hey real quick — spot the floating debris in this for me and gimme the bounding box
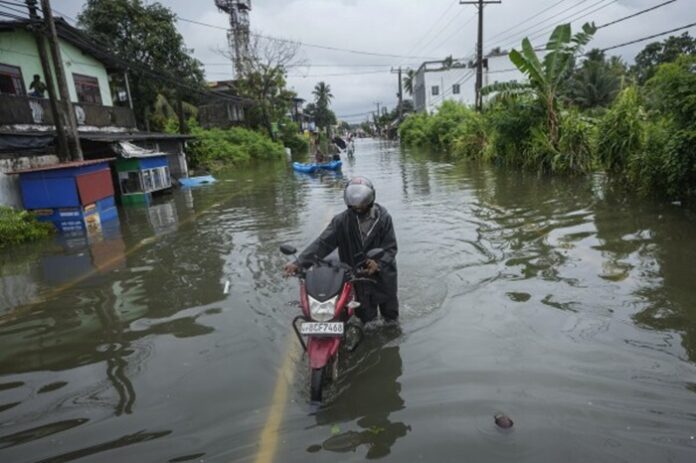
[494,413,514,429]
[506,292,531,302]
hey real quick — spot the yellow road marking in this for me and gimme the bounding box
[254,338,300,463]
[253,207,336,463]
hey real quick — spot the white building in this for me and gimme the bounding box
[413,52,528,113]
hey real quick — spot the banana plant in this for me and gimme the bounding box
[483,22,597,146]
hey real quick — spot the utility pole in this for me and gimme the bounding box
[391,67,403,120]
[460,0,501,111]
[40,0,83,161]
[25,0,69,162]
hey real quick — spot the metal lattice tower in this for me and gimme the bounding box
[215,0,251,77]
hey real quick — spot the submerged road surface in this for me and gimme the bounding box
[1,138,696,462]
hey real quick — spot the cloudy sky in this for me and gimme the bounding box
[54,0,695,122]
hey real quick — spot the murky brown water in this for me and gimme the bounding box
[1,139,695,462]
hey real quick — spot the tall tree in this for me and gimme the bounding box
[231,36,300,137]
[312,81,336,134]
[632,32,696,84]
[78,0,205,130]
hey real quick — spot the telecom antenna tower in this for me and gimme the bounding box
[215,0,251,77]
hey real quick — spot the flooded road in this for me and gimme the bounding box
[1,138,696,462]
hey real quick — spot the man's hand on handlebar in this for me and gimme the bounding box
[283,262,299,277]
[364,259,380,275]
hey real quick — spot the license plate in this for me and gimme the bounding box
[300,322,344,336]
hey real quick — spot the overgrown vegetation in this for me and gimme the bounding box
[399,25,696,201]
[166,119,285,170]
[0,207,54,248]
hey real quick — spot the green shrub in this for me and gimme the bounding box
[644,55,696,129]
[428,101,476,149]
[628,121,696,199]
[484,98,545,165]
[278,119,309,155]
[0,207,54,248]
[596,86,646,175]
[555,109,596,174]
[626,118,672,195]
[524,126,557,172]
[171,119,285,169]
[399,112,432,146]
[450,110,488,159]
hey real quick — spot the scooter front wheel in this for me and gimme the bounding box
[310,367,323,402]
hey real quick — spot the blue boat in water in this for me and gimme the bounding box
[178,175,216,187]
[292,160,342,174]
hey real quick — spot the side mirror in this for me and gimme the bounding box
[366,248,384,260]
[280,244,297,255]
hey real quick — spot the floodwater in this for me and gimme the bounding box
[1,138,696,462]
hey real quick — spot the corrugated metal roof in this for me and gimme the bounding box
[79,132,194,142]
[7,158,115,175]
[0,130,193,141]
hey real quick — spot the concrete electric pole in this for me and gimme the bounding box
[25,0,69,162]
[40,0,83,161]
[460,0,501,111]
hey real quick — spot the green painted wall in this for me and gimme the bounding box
[0,29,113,106]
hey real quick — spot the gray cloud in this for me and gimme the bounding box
[59,0,694,120]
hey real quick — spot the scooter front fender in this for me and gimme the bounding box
[307,337,341,369]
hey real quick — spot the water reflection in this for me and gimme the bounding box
[311,327,410,459]
[593,191,696,362]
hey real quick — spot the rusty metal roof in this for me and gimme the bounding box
[7,158,115,175]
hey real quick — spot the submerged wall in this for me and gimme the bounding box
[0,155,60,208]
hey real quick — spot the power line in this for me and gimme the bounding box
[423,12,478,61]
[398,0,460,63]
[176,16,440,60]
[600,21,696,52]
[491,0,592,47]
[510,0,617,48]
[0,1,31,17]
[597,0,677,29]
[207,69,391,78]
[0,9,30,21]
[202,62,418,68]
[405,8,469,62]
[52,22,247,104]
[521,0,681,51]
[486,0,569,42]
[338,111,375,119]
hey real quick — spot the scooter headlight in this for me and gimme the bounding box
[308,295,338,322]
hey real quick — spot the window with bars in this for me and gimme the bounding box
[73,73,102,104]
[0,63,25,96]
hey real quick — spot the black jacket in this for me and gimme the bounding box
[297,203,398,301]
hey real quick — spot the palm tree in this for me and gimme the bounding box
[403,69,416,96]
[567,62,621,109]
[312,81,335,134]
[482,22,597,146]
[312,81,333,106]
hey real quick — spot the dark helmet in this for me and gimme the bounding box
[344,176,375,208]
